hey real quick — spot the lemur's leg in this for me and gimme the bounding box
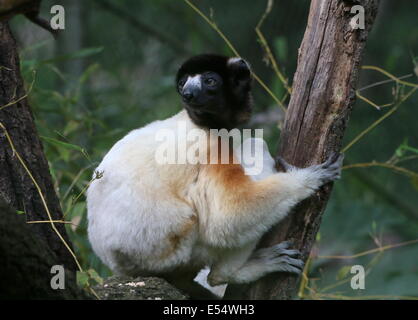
[198,152,343,248]
[206,243,257,287]
[208,241,303,286]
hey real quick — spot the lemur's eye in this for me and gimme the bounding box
[204,78,217,86]
[178,79,186,90]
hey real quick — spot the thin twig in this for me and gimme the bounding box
[319,262,375,293]
[63,171,102,219]
[62,163,95,201]
[298,255,312,299]
[318,239,418,260]
[314,293,418,300]
[356,91,393,110]
[362,65,418,88]
[358,73,413,92]
[255,0,291,95]
[343,161,418,179]
[27,220,79,229]
[394,155,418,165]
[183,0,286,112]
[342,87,417,152]
[27,220,74,225]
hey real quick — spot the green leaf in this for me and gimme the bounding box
[62,121,81,136]
[87,269,104,285]
[371,220,377,233]
[411,176,418,191]
[395,146,404,158]
[395,138,408,157]
[78,64,100,85]
[274,36,288,61]
[42,47,104,64]
[395,138,418,157]
[403,145,418,154]
[336,265,352,281]
[76,271,89,288]
[395,143,406,157]
[16,210,25,215]
[41,136,90,161]
[46,64,66,81]
[68,201,86,220]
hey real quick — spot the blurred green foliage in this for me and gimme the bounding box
[9,0,418,298]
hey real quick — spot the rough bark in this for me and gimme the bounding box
[0,199,87,299]
[94,276,187,300]
[0,22,76,272]
[225,0,379,299]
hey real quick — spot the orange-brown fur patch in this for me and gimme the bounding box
[206,136,253,194]
[208,163,251,190]
[204,138,281,213]
[160,214,198,260]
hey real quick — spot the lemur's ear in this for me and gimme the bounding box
[225,57,253,124]
[227,57,252,93]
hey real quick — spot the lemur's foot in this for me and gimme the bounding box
[251,241,304,275]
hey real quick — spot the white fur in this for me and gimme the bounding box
[184,75,202,90]
[87,110,339,294]
[227,57,252,70]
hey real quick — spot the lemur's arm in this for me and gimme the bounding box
[198,153,343,248]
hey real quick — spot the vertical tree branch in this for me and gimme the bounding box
[0,22,76,271]
[225,0,379,299]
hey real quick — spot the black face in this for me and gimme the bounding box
[176,54,253,130]
[177,71,224,109]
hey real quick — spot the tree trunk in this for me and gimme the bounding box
[0,22,76,274]
[0,198,87,299]
[225,0,379,299]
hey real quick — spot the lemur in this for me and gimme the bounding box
[87,54,343,299]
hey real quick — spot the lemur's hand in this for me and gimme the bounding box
[276,156,297,172]
[277,152,344,184]
[310,152,344,185]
